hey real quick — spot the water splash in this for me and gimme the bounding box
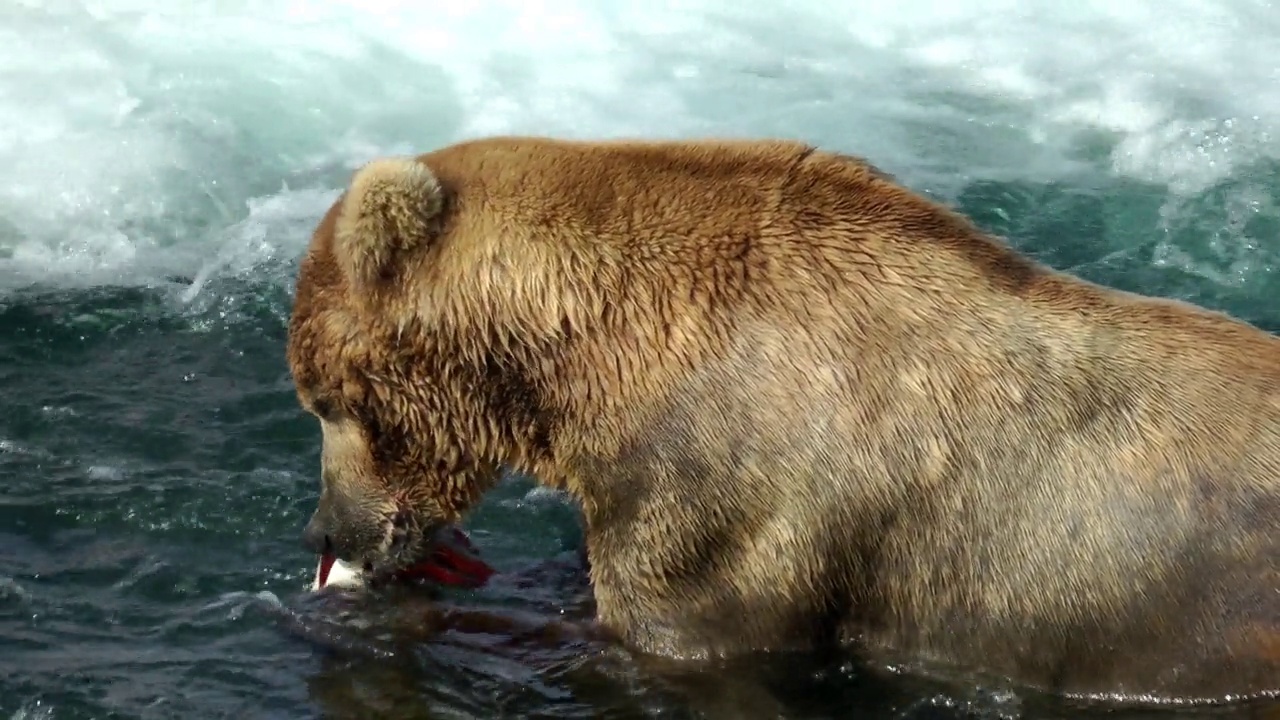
[0,0,1276,301]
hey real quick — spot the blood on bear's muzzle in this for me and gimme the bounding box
[309,525,496,592]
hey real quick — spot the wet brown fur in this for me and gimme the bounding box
[286,135,1280,703]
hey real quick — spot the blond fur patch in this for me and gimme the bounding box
[334,157,445,289]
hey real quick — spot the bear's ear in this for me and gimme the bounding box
[332,157,446,291]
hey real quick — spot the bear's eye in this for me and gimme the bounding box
[310,396,337,420]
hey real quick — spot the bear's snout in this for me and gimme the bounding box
[301,511,333,556]
[300,488,390,568]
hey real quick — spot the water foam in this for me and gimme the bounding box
[1,0,1276,297]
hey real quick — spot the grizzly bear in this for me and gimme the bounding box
[286,135,1279,704]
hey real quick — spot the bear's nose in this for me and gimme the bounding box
[301,512,333,556]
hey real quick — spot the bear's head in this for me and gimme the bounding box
[285,153,565,582]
